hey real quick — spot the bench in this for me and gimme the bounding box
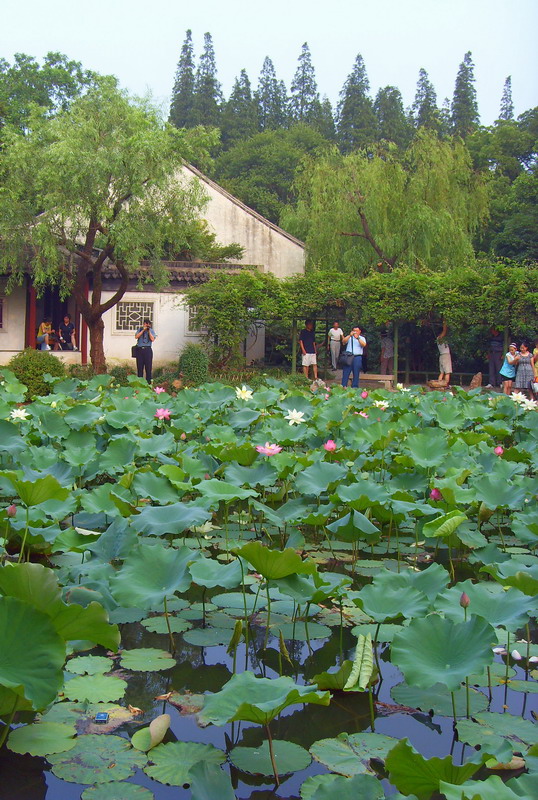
[360,373,394,390]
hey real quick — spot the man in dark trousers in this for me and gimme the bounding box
[134,318,157,383]
[299,319,318,380]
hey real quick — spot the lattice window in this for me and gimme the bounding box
[115,301,154,332]
[185,306,207,336]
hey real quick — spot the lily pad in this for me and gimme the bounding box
[131,714,171,752]
[81,784,154,800]
[42,702,135,735]
[140,615,192,634]
[62,674,127,703]
[143,741,225,785]
[230,740,311,776]
[183,627,234,647]
[119,648,175,672]
[351,623,404,643]
[310,731,399,775]
[300,772,384,800]
[271,621,332,641]
[6,721,76,757]
[66,656,114,675]
[48,734,146,783]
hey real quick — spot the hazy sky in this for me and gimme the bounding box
[3,0,537,124]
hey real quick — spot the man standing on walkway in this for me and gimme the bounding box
[327,321,344,370]
[299,319,318,380]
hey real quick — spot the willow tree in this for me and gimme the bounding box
[281,130,489,274]
[0,78,218,372]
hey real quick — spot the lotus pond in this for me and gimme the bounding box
[0,371,537,800]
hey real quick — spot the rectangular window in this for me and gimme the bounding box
[115,301,154,332]
[185,306,207,336]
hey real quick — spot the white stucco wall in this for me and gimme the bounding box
[0,283,27,364]
[181,166,305,280]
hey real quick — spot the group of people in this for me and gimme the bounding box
[37,315,77,351]
[300,319,367,388]
[498,341,538,397]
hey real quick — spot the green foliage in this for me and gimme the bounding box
[178,342,209,384]
[284,130,488,273]
[8,348,65,399]
[168,29,195,129]
[337,54,377,152]
[108,365,135,386]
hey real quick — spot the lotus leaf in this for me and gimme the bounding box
[440,776,534,800]
[197,478,258,505]
[133,501,211,535]
[385,738,485,800]
[62,674,127,703]
[131,472,179,504]
[230,739,311,775]
[390,682,489,716]
[198,671,330,726]
[327,510,380,542]
[143,740,226,785]
[437,581,535,631]
[236,541,316,580]
[505,680,538,693]
[189,556,243,589]
[300,773,384,800]
[350,623,404,643]
[224,461,278,488]
[119,648,175,671]
[81,784,154,800]
[187,762,235,800]
[471,475,527,510]
[405,429,449,468]
[310,731,399,775]
[6,721,76,756]
[41,701,135,734]
[131,713,170,751]
[48,733,146,783]
[344,633,373,690]
[481,561,538,596]
[140,615,192,633]
[353,583,429,622]
[183,627,235,646]
[0,596,65,710]
[311,662,354,691]
[66,656,114,675]
[295,461,348,496]
[423,510,468,539]
[391,614,495,691]
[110,542,195,608]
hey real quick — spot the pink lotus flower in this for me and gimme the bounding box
[256,442,283,456]
[325,393,330,400]
[180,432,186,440]
[494,446,504,456]
[459,592,470,609]
[359,411,369,418]
[429,488,443,501]
[154,408,171,420]
[361,390,369,399]
[323,439,337,451]
[154,386,165,394]
[6,504,16,518]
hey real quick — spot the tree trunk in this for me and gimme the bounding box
[88,317,107,373]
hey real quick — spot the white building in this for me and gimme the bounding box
[0,165,305,367]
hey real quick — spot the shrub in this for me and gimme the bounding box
[108,364,135,386]
[179,343,209,386]
[9,348,66,399]
[68,364,95,380]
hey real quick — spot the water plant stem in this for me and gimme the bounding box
[0,695,18,749]
[17,508,30,564]
[264,723,280,787]
[450,691,457,724]
[163,596,175,655]
[368,685,375,731]
[264,583,272,650]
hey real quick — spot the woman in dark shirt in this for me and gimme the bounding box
[58,314,77,350]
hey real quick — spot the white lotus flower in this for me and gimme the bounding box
[284,408,305,426]
[511,392,527,404]
[521,398,538,411]
[396,383,410,392]
[528,656,538,664]
[235,385,253,401]
[192,521,220,536]
[10,408,29,421]
[373,400,389,410]
[492,646,507,655]
[511,649,523,661]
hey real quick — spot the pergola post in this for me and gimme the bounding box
[291,319,297,375]
[393,323,399,385]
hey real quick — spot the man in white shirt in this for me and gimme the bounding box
[327,322,344,370]
[341,326,367,388]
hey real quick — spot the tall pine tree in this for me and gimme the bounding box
[336,53,377,152]
[499,76,514,120]
[374,86,411,147]
[451,51,479,137]
[412,68,439,129]
[192,32,223,127]
[255,57,288,130]
[289,43,320,124]
[220,69,258,147]
[169,29,195,128]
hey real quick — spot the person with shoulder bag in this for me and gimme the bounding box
[133,318,156,383]
[340,325,366,388]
